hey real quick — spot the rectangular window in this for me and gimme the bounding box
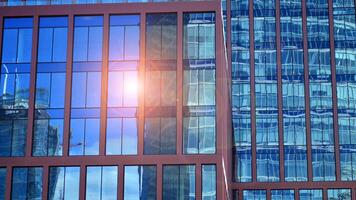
[256,147,280,182]
[299,189,323,200]
[183,13,216,155]
[106,117,137,155]
[144,117,176,154]
[163,165,195,200]
[86,166,118,200]
[231,17,250,49]
[243,190,266,200]
[0,119,27,157]
[183,116,215,154]
[11,167,43,200]
[124,165,156,200]
[202,165,216,200]
[0,18,32,157]
[48,166,80,200]
[144,13,177,155]
[231,2,252,184]
[69,116,100,156]
[70,16,103,156]
[33,17,67,157]
[271,190,295,200]
[106,15,140,156]
[235,147,252,182]
[284,146,307,181]
[327,189,351,199]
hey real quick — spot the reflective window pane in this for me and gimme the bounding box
[124,166,156,200]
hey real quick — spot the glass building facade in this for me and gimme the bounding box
[0,0,355,199]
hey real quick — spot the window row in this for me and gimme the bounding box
[234,188,353,200]
[0,165,216,200]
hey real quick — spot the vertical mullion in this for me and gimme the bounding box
[63,14,74,157]
[327,0,341,181]
[118,165,124,200]
[323,189,327,200]
[5,166,12,200]
[26,15,39,157]
[99,13,109,156]
[301,0,313,182]
[295,189,299,200]
[138,12,146,156]
[41,165,49,200]
[196,163,202,200]
[275,0,284,182]
[266,189,271,200]
[249,0,257,182]
[177,11,183,156]
[157,164,163,200]
[79,165,86,200]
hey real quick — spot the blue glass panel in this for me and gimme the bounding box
[73,27,89,62]
[88,27,103,61]
[48,167,80,200]
[53,28,68,62]
[109,26,124,61]
[0,168,5,200]
[4,18,33,28]
[75,16,103,27]
[86,72,101,107]
[86,167,101,200]
[17,29,33,63]
[125,26,140,60]
[84,118,100,155]
[50,73,66,108]
[12,167,43,200]
[106,118,122,155]
[40,17,68,27]
[0,121,11,156]
[202,165,216,200]
[11,119,27,156]
[122,118,137,155]
[71,72,87,108]
[86,166,117,200]
[38,28,53,62]
[108,72,123,107]
[2,29,18,63]
[110,15,140,26]
[69,119,85,155]
[35,73,50,108]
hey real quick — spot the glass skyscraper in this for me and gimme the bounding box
[0,0,355,199]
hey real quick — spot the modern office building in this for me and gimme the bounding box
[0,0,355,199]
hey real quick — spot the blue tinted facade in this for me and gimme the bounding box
[0,0,356,199]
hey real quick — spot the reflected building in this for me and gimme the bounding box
[0,0,356,200]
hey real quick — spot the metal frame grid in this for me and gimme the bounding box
[0,2,232,200]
